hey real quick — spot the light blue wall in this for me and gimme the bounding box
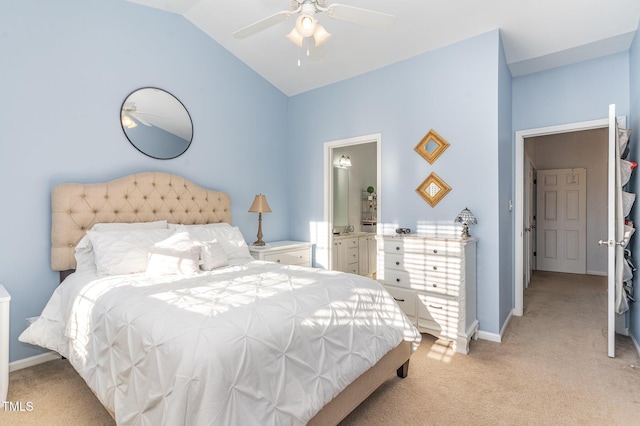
[513,52,630,130]
[0,0,289,362]
[498,36,513,330]
[629,27,640,347]
[288,30,505,335]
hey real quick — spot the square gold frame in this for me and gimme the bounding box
[416,172,451,207]
[414,129,450,164]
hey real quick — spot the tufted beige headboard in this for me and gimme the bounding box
[51,171,232,271]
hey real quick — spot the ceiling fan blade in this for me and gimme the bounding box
[326,4,396,30]
[233,10,293,39]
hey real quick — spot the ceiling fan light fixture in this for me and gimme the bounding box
[313,23,331,46]
[286,27,304,47]
[121,113,137,129]
[296,14,317,37]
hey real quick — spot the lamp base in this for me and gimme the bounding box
[460,223,471,238]
[252,240,266,246]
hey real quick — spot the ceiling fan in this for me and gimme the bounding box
[232,0,396,48]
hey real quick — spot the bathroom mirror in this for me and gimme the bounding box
[120,87,193,159]
[333,167,349,227]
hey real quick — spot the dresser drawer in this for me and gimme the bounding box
[384,286,417,321]
[383,238,464,257]
[385,253,463,276]
[417,293,464,339]
[346,247,359,265]
[383,270,411,289]
[411,275,461,297]
[342,237,359,249]
[384,257,461,296]
[263,249,310,266]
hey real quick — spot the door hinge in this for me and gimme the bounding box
[533,251,536,256]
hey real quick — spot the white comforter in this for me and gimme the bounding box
[20,261,421,425]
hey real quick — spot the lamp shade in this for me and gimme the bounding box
[286,27,304,47]
[454,207,477,225]
[248,194,272,213]
[296,14,316,38]
[313,23,332,46]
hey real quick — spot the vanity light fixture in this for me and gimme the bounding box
[338,155,352,168]
[454,207,477,238]
[248,194,272,246]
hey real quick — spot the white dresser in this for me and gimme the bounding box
[249,241,312,267]
[0,284,10,403]
[378,235,478,354]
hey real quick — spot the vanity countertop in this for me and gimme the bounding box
[332,232,375,240]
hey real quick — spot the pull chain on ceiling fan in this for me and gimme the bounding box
[232,0,396,50]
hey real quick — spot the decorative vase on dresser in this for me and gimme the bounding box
[378,235,479,354]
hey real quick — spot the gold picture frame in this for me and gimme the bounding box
[416,172,451,207]
[414,129,450,164]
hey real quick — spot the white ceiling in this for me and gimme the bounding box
[127,0,640,96]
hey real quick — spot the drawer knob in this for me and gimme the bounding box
[433,266,437,270]
[395,261,400,266]
[432,283,438,288]
[394,297,405,302]
[395,246,400,251]
[396,278,401,283]
[277,259,281,263]
[433,249,438,253]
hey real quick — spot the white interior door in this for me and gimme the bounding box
[523,153,534,287]
[536,168,587,274]
[603,104,618,358]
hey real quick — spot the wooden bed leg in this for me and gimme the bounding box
[396,359,410,378]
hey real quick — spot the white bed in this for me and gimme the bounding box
[19,172,421,425]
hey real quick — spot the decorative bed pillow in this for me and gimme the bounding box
[198,241,229,271]
[75,220,168,272]
[176,224,253,260]
[87,228,173,276]
[146,231,201,276]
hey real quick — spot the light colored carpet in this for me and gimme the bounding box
[3,271,639,425]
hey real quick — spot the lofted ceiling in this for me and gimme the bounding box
[127,0,640,96]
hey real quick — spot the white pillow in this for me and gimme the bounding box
[146,232,201,276]
[75,220,168,272]
[199,241,229,271]
[88,228,173,276]
[176,224,253,260]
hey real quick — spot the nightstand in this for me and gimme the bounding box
[0,284,10,403]
[249,241,312,267]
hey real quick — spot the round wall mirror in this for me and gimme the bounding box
[120,87,193,159]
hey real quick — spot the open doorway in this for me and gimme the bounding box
[323,133,381,270]
[526,129,608,277]
[514,118,609,316]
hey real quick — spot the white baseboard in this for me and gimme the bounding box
[500,310,514,340]
[632,333,640,357]
[9,352,61,373]
[586,270,607,276]
[477,330,501,342]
